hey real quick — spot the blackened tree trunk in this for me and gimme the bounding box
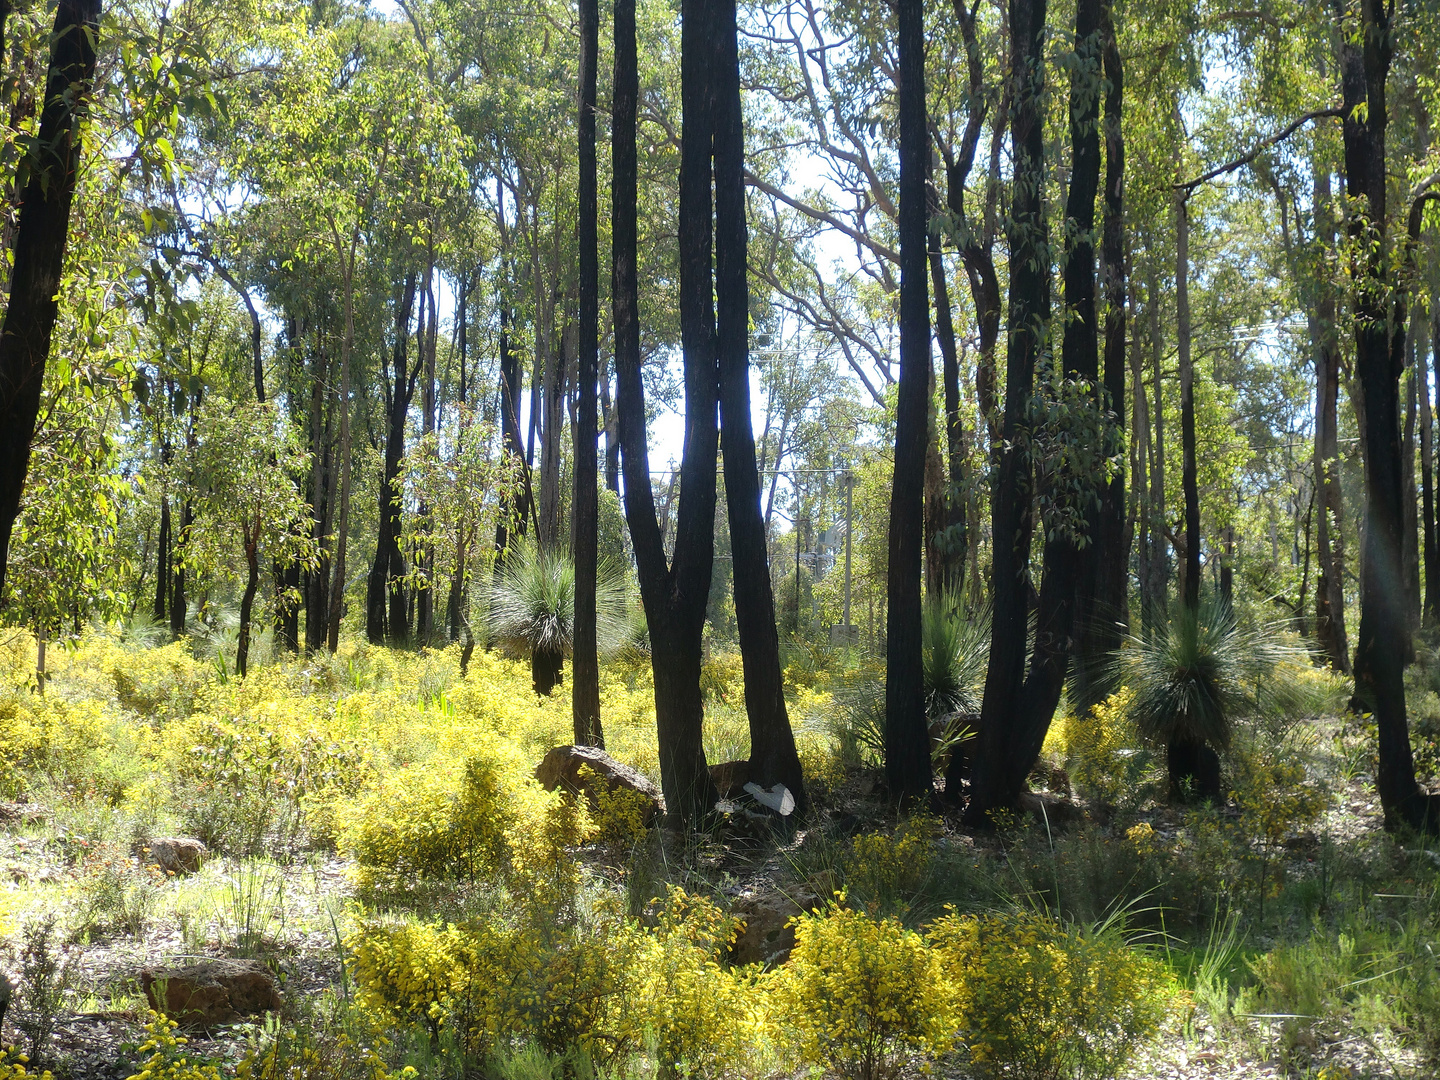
[944,0,1003,455]
[236,521,260,677]
[305,346,334,653]
[1314,162,1351,670]
[494,279,533,563]
[1004,0,1104,793]
[1176,186,1200,614]
[960,0,1050,822]
[884,0,932,805]
[171,500,191,638]
[928,191,966,596]
[0,0,100,600]
[366,273,418,645]
[713,0,806,813]
[573,0,602,748]
[154,493,171,623]
[1344,0,1439,833]
[1147,265,1169,623]
[416,263,437,643]
[1403,321,1422,642]
[1426,299,1440,627]
[1073,3,1127,711]
[613,0,718,826]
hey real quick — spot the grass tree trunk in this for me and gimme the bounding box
[0,0,100,601]
[884,0,931,806]
[613,0,718,827]
[963,0,1049,824]
[714,0,805,812]
[1344,2,1438,833]
[572,0,602,748]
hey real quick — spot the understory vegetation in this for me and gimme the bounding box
[0,626,1438,1078]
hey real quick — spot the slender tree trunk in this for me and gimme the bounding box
[326,275,357,654]
[959,0,1050,820]
[305,343,334,653]
[154,493,170,623]
[236,526,259,678]
[1343,2,1437,832]
[885,0,932,805]
[1133,280,1151,637]
[368,273,417,645]
[1075,3,1127,706]
[928,195,967,597]
[1314,162,1352,671]
[1007,0,1104,786]
[1403,319,1422,642]
[600,372,621,493]
[416,262,437,644]
[1176,186,1200,614]
[1426,298,1440,627]
[171,500,191,638]
[573,0,602,748]
[1148,265,1169,622]
[0,0,100,600]
[714,0,805,810]
[614,0,718,826]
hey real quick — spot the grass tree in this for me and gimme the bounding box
[489,540,626,697]
[1118,599,1307,803]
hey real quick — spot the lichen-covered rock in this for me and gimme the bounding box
[141,959,281,1027]
[729,889,818,966]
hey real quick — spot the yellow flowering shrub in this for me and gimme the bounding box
[930,909,1173,1080]
[583,765,652,845]
[339,753,518,893]
[124,1013,224,1080]
[1052,688,1151,805]
[103,641,206,719]
[621,887,757,1077]
[769,902,956,1080]
[842,818,935,911]
[0,1051,52,1080]
[350,887,757,1074]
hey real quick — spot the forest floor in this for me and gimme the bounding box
[0,760,1429,1080]
[0,633,1436,1080]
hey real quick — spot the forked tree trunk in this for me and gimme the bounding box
[573,0,602,748]
[613,0,718,826]
[713,0,806,812]
[0,0,100,601]
[960,0,1050,822]
[884,0,932,805]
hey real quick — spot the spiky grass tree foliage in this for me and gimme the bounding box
[1117,598,1307,802]
[489,542,627,696]
[922,599,990,718]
